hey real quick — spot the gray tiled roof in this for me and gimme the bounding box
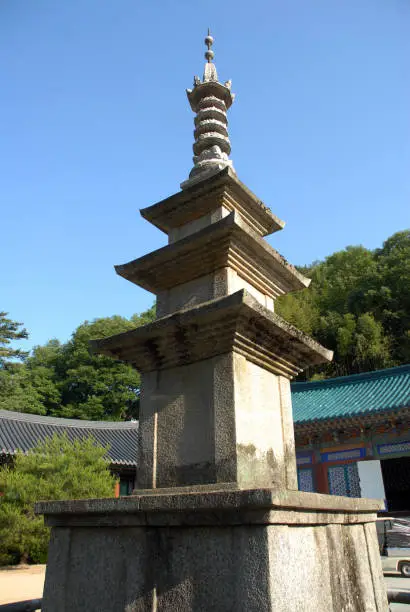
[0,410,138,466]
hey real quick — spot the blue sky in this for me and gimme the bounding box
[1,0,409,352]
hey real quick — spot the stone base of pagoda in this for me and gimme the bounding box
[37,487,388,612]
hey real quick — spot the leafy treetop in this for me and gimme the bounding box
[276,230,410,379]
[0,311,28,367]
[0,305,156,419]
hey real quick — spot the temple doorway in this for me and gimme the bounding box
[381,456,410,511]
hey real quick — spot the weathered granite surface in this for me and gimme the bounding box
[37,486,384,523]
[90,290,332,377]
[115,211,308,300]
[141,167,285,239]
[134,355,299,490]
[37,488,388,612]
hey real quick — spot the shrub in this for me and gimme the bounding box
[0,434,117,565]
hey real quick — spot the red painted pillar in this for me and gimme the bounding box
[314,462,329,494]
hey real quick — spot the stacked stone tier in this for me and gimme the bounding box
[115,212,309,306]
[141,168,284,239]
[192,97,231,157]
[194,106,227,126]
[187,81,234,112]
[91,290,332,379]
[194,118,229,141]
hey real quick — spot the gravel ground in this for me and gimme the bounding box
[0,564,45,605]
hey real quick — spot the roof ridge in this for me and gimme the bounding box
[291,364,410,391]
[0,410,138,430]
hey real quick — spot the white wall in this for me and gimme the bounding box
[358,460,386,508]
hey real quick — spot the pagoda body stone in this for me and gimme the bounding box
[91,167,329,492]
[37,32,388,612]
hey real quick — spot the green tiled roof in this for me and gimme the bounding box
[291,365,410,425]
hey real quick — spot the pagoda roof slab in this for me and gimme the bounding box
[115,211,309,299]
[90,290,333,379]
[140,168,284,238]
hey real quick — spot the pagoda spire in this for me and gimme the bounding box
[181,30,235,189]
[203,28,218,82]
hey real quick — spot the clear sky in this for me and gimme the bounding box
[1,0,409,352]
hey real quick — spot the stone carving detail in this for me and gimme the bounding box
[181,31,235,189]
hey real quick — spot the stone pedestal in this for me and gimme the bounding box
[38,488,388,612]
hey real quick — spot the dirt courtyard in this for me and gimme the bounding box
[0,564,45,605]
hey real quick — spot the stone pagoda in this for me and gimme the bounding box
[38,33,388,612]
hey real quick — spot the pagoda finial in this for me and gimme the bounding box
[203,28,217,82]
[181,31,236,190]
[205,28,214,62]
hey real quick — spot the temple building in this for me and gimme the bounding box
[0,409,138,496]
[2,364,409,507]
[293,364,410,511]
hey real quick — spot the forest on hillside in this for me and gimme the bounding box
[0,230,409,420]
[276,229,410,380]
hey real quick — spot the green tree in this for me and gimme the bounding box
[55,313,149,420]
[276,237,402,380]
[315,311,391,377]
[131,304,156,327]
[0,367,46,414]
[0,312,28,367]
[374,230,410,363]
[0,305,156,420]
[0,434,116,565]
[311,246,377,314]
[274,288,319,335]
